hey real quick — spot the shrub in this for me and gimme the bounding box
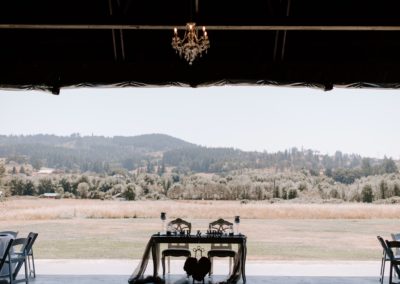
[361,184,373,203]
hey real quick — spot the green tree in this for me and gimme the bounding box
[281,188,288,200]
[77,182,89,198]
[9,178,24,195]
[361,158,372,176]
[123,184,136,200]
[394,183,400,197]
[38,179,55,194]
[379,180,388,199]
[361,184,373,203]
[19,166,26,174]
[0,163,5,177]
[273,185,280,198]
[12,166,17,175]
[330,188,340,199]
[162,178,171,195]
[23,180,36,195]
[31,158,43,171]
[157,162,166,176]
[59,177,73,194]
[288,189,298,199]
[146,161,154,173]
[381,157,398,174]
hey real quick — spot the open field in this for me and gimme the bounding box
[3,197,400,220]
[0,198,398,260]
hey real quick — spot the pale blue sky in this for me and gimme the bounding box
[0,86,399,159]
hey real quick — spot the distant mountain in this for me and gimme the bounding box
[0,133,195,152]
[0,134,196,172]
[111,134,196,152]
[0,134,397,179]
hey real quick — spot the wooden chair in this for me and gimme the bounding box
[161,218,192,276]
[207,219,236,276]
[384,239,400,284]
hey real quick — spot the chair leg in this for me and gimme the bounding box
[8,258,14,284]
[162,255,166,276]
[209,257,213,276]
[24,256,29,284]
[229,257,232,275]
[390,263,393,284]
[168,256,170,274]
[381,255,385,284]
[30,252,36,278]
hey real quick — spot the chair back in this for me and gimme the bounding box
[209,219,233,250]
[0,231,18,238]
[27,232,39,253]
[167,218,191,249]
[209,218,233,233]
[0,238,13,271]
[378,236,391,258]
[385,240,400,260]
[378,236,388,250]
[391,233,400,255]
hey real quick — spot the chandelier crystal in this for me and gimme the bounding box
[172,23,210,65]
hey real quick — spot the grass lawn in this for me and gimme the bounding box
[0,198,397,260]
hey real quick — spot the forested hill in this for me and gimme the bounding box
[0,134,195,151]
[0,134,196,172]
[0,134,398,181]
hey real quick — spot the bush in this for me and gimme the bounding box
[287,189,298,200]
[361,184,373,203]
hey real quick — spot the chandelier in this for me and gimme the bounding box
[172,23,210,65]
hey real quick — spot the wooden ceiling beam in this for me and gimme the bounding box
[1,24,400,31]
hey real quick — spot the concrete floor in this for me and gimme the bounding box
[27,275,378,284]
[5,259,385,284]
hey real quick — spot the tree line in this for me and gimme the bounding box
[1,168,400,203]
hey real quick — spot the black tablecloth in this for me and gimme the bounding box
[128,234,247,283]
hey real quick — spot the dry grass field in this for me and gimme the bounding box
[0,197,398,260]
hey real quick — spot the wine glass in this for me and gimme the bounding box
[160,212,166,234]
[234,216,240,235]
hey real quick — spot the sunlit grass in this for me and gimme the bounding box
[0,198,396,260]
[2,197,400,220]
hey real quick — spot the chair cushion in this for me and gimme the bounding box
[162,248,191,257]
[207,249,236,258]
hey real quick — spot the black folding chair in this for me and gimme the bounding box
[0,238,14,280]
[385,239,400,284]
[9,237,32,284]
[4,236,33,284]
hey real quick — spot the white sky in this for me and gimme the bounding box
[0,86,399,159]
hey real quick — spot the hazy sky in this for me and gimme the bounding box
[0,86,399,159]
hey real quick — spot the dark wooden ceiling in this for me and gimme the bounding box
[1,0,400,93]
